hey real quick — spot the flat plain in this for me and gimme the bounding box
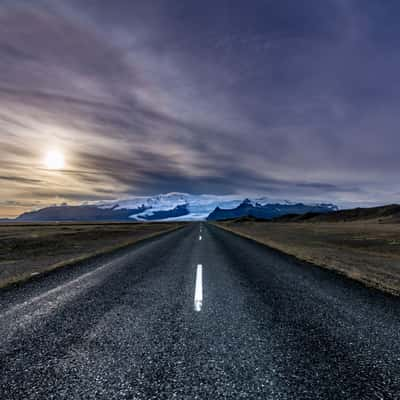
[0,222,183,288]
[217,219,400,295]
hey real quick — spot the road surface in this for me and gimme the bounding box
[1,223,400,399]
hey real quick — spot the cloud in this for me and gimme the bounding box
[1,0,400,215]
[0,175,43,185]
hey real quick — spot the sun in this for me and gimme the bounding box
[44,149,65,170]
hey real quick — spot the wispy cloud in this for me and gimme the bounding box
[1,0,400,216]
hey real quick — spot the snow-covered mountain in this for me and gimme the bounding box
[207,199,338,221]
[96,193,245,221]
[15,192,338,222]
[96,192,330,220]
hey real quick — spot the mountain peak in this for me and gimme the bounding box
[207,201,337,221]
[241,198,252,205]
[14,193,338,222]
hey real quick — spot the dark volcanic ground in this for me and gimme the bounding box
[0,223,399,399]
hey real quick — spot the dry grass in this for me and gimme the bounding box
[217,220,400,295]
[0,222,183,288]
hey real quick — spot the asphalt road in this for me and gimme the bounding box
[1,223,400,399]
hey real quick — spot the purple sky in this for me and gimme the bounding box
[1,0,400,216]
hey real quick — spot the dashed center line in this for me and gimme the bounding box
[199,235,202,241]
[194,264,203,312]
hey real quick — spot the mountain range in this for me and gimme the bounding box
[273,204,400,223]
[13,193,338,222]
[206,199,338,221]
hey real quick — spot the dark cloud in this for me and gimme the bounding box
[0,175,43,185]
[1,0,400,214]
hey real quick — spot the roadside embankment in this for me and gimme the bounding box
[0,222,184,288]
[216,220,400,295]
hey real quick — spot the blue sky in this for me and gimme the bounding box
[1,0,400,216]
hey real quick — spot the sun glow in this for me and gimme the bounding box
[44,149,65,170]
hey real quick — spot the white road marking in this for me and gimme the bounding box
[194,264,203,312]
[0,262,114,320]
[199,235,202,241]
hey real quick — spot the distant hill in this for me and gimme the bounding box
[272,204,400,223]
[15,203,190,222]
[8,193,339,222]
[206,199,337,221]
[9,194,400,223]
[17,205,147,222]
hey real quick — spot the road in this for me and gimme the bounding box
[1,223,400,399]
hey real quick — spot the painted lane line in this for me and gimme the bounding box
[194,264,203,312]
[0,243,143,321]
[0,259,118,320]
[199,235,202,241]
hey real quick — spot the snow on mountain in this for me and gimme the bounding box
[98,193,186,211]
[94,193,337,221]
[207,199,338,221]
[96,193,243,220]
[8,192,340,222]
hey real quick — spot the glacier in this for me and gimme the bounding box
[94,192,338,221]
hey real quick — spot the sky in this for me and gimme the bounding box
[1,0,400,217]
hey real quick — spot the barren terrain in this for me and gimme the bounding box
[0,222,183,287]
[217,219,400,295]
